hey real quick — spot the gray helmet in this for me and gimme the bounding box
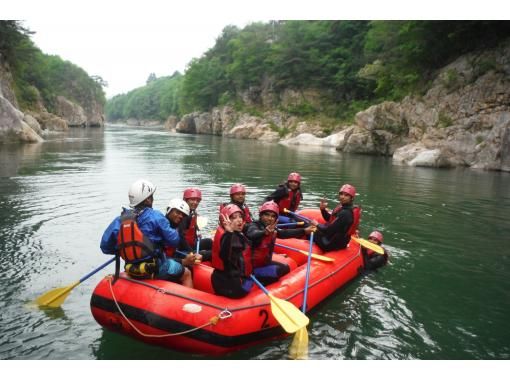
[128,179,156,207]
[166,198,190,216]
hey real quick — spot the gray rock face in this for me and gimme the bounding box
[171,39,510,172]
[164,115,178,131]
[344,39,510,171]
[55,96,87,126]
[0,95,43,143]
[0,58,105,143]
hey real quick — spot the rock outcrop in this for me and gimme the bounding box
[345,40,510,171]
[0,57,104,144]
[0,94,43,143]
[278,39,510,172]
[172,35,509,172]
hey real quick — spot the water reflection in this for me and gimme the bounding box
[1,124,510,359]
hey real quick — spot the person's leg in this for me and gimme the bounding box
[278,215,293,224]
[180,267,193,288]
[253,261,290,285]
[157,258,192,286]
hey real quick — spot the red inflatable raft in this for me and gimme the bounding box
[90,209,364,355]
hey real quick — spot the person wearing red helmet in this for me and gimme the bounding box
[245,201,316,285]
[211,204,254,298]
[219,183,254,223]
[309,183,361,251]
[180,187,212,261]
[265,172,304,224]
[362,230,389,270]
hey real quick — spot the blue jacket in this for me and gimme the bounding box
[100,207,180,258]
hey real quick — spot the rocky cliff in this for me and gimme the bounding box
[0,60,104,144]
[171,39,510,172]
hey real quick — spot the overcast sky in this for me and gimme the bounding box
[5,0,506,99]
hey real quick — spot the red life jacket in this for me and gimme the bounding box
[328,204,362,236]
[278,188,302,214]
[211,226,252,276]
[366,247,389,262]
[212,226,223,266]
[243,204,253,223]
[251,232,275,268]
[184,214,197,248]
[164,245,176,258]
[117,210,154,263]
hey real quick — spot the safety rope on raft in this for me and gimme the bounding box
[106,275,232,338]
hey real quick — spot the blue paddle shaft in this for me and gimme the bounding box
[250,275,269,296]
[302,232,314,313]
[285,210,312,223]
[79,256,116,283]
[276,222,303,227]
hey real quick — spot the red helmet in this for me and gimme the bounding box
[230,183,246,195]
[339,184,356,198]
[221,203,243,219]
[259,201,279,217]
[287,172,301,183]
[183,187,202,200]
[369,231,384,243]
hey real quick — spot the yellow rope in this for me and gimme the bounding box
[107,276,227,338]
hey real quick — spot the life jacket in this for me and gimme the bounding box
[242,204,253,223]
[278,187,302,214]
[251,232,275,268]
[211,226,252,277]
[328,204,362,236]
[164,245,176,258]
[117,209,155,263]
[366,247,389,262]
[184,213,197,248]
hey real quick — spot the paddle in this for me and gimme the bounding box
[351,236,385,255]
[283,208,385,255]
[276,222,305,227]
[274,243,334,262]
[194,215,209,263]
[283,208,312,223]
[35,256,116,308]
[290,231,315,359]
[250,275,309,334]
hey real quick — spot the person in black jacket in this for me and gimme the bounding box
[265,172,303,224]
[211,204,253,298]
[310,184,358,252]
[245,201,316,285]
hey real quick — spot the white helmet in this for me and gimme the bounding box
[166,198,190,216]
[128,179,156,207]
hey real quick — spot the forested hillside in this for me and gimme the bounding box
[0,21,105,114]
[105,20,510,123]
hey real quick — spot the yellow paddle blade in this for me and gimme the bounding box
[351,236,384,255]
[268,294,309,333]
[298,249,335,262]
[35,281,80,308]
[196,216,208,230]
[289,327,309,359]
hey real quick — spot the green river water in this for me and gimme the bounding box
[0,124,509,360]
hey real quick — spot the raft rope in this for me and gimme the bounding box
[104,248,362,336]
[107,275,232,338]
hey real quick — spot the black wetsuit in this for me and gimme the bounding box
[313,203,354,251]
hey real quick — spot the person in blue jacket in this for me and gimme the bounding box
[100,178,193,287]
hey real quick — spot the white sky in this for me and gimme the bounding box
[4,0,508,99]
